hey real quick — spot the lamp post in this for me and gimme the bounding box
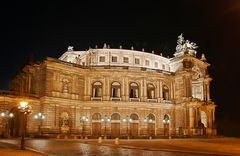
[101,115,110,139]
[80,115,88,138]
[34,112,45,137]
[123,115,132,139]
[144,117,153,138]
[18,101,32,150]
[0,110,14,138]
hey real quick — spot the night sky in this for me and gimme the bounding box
[1,1,240,136]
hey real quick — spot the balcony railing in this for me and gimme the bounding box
[111,97,121,101]
[162,100,172,104]
[129,98,140,102]
[91,97,102,101]
[147,99,157,102]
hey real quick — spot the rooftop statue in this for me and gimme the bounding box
[67,46,74,51]
[176,33,198,52]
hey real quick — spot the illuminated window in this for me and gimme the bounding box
[99,56,105,62]
[130,82,139,98]
[145,60,150,66]
[162,85,169,100]
[112,56,117,62]
[92,81,102,97]
[111,82,121,98]
[135,58,140,64]
[147,84,155,99]
[123,57,129,63]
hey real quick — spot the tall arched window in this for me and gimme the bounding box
[92,81,102,97]
[111,82,121,98]
[162,85,169,100]
[147,84,155,99]
[129,82,139,98]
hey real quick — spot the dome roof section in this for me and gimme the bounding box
[59,48,172,72]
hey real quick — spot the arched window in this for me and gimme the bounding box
[111,82,121,98]
[92,81,102,97]
[129,82,139,98]
[147,113,155,121]
[130,113,139,120]
[147,84,155,99]
[111,113,121,120]
[163,85,170,100]
[92,113,101,120]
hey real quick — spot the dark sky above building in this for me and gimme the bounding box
[1,0,240,135]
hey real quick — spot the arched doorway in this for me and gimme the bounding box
[163,114,170,136]
[200,111,207,135]
[92,113,101,137]
[146,113,155,137]
[111,113,120,138]
[130,113,139,138]
[200,111,207,127]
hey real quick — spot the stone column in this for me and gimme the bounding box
[207,84,211,101]
[195,108,199,127]
[170,82,174,99]
[92,88,96,97]
[117,88,120,97]
[159,81,163,102]
[121,78,125,100]
[208,109,212,128]
[125,77,129,101]
[189,107,194,128]
[143,79,147,101]
[156,81,160,101]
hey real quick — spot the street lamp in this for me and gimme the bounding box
[0,110,14,138]
[101,115,110,139]
[18,101,32,150]
[123,115,132,139]
[144,117,153,138]
[80,115,88,138]
[34,112,45,137]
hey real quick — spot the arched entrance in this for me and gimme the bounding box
[111,113,120,138]
[200,111,207,135]
[92,113,101,137]
[130,113,139,138]
[163,114,170,136]
[146,113,155,137]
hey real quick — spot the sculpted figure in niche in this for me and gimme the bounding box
[60,112,70,133]
[62,79,69,93]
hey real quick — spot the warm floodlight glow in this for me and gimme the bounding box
[1,112,5,117]
[42,115,45,119]
[9,113,14,118]
[19,101,28,108]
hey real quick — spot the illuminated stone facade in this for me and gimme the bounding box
[0,35,216,138]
